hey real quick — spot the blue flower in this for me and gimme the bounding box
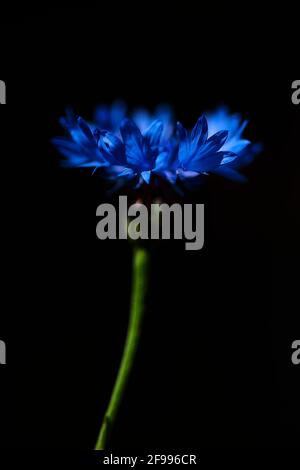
[52,103,261,191]
[174,107,262,186]
[53,112,165,187]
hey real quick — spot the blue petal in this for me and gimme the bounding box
[52,137,81,152]
[219,151,238,165]
[235,120,248,139]
[77,117,95,141]
[143,120,163,147]
[227,143,263,169]
[177,122,190,165]
[177,169,201,179]
[60,113,100,158]
[190,115,208,153]
[187,152,224,172]
[51,137,101,167]
[60,120,90,149]
[101,131,125,161]
[154,147,177,171]
[79,161,103,168]
[222,139,250,154]
[98,133,124,165]
[198,130,228,157]
[101,165,135,180]
[176,121,188,140]
[141,170,152,184]
[120,118,146,169]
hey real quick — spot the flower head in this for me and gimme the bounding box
[53,110,166,188]
[52,103,261,191]
[174,107,262,186]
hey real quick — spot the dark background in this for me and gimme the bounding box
[0,6,299,454]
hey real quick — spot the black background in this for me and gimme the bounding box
[0,6,299,454]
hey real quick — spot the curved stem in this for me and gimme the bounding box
[95,245,150,450]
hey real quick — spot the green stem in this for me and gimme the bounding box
[95,245,150,450]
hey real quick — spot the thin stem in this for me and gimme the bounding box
[95,245,150,450]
